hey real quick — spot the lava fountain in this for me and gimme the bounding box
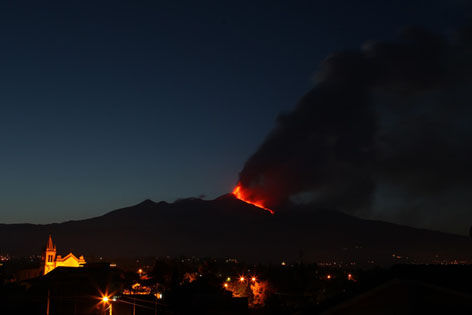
[232,183,275,215]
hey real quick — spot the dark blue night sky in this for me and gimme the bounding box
[0,0,468,225]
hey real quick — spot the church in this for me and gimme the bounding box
[41,235,86,275]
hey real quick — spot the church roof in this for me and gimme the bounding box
[57,252,82,262]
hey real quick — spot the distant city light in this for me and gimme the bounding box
[223,283,229,288]
[239,276,245,282]
[326,274,332,280]
[281,261,286,266]
[226,277,231,282]
[251,277,256,282]
[102,296,109,303]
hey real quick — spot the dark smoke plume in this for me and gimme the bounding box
[239,24,472,234]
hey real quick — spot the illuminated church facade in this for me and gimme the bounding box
[41,235,86,275]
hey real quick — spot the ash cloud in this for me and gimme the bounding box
[238,24,472,234]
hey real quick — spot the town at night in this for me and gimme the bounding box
[1,0,472,314]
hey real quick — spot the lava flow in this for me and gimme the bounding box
[232,183,275,215]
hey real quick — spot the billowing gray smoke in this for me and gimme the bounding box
[238,25,472,234]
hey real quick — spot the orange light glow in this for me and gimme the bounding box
[232,183,274,214]
[102,296,109,303]
[223,283,228,288]
[326,274,332,280]
[347,273,353,280]
[251,277,256,282]
[239,276,245,282]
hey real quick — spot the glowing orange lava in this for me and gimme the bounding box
[232,184,275,214]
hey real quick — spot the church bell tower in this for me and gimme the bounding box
[42,235,57,275]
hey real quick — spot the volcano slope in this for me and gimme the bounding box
[0,194,470,264]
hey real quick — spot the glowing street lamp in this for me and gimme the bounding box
[251,277,256,282]
[101,296,112,315]
[239,276,245,282]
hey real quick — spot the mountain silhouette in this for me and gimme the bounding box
[0,194,470,264]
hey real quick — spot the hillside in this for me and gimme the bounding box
[0,194,470,264]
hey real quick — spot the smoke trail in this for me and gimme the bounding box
[238,24,472,232]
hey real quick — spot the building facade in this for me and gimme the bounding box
[41,235,86,275]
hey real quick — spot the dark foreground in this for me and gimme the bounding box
[1,256,472,314]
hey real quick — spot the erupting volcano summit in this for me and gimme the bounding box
[232,183,274,214]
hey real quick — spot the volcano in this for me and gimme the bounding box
[0,194,470,264]
[232,183,274,214]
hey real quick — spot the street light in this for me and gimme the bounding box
[101,295,112,315]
